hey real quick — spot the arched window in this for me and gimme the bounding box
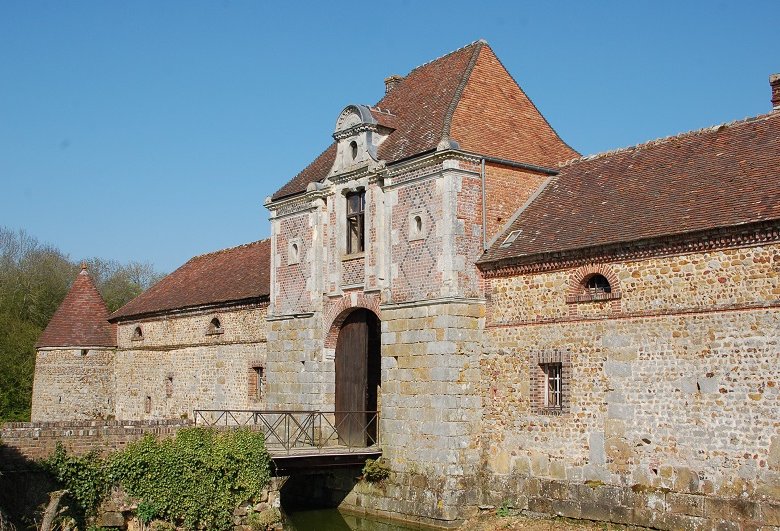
[207,317,223,335]
[566,265,621,305]
[583,274,612,294]
[132,326,143,340]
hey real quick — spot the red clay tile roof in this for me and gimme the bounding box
[110,239,270,321]
[480,112,780,267]
[271,41,576,200]
[36,267,116,348]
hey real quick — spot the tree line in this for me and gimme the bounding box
[0,227,164,422]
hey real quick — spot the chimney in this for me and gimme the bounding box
[384,75,404,95]
[771,74,780,110]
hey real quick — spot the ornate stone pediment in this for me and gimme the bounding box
[330,104,391,176]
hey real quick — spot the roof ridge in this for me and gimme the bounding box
[406,39,486,76]
[441,40,484,140]
[560,111,778,167]
[186,238,270,263]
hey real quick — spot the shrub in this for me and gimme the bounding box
[361,458,390,482]
[43,443,109,518]
[246,507,281,531]
[43,428,270,530]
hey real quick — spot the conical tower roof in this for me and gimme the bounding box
[36,263,116,348]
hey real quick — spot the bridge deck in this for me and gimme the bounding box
[193,410,382,475]
[268,445,382,475]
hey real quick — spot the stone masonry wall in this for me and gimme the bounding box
[113,305,268,419]
[488,243,780,326]
[116,304,268,349]
[348,300,484,525]
[265,314,330,411]
[31,348,115,422]
[481,241,780,528]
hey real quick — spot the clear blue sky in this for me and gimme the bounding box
[1,1,776,273]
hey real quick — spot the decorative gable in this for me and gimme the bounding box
[330,104,391,175]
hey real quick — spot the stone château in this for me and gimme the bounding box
[25,42,780,528]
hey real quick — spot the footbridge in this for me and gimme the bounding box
[193,410,381,475]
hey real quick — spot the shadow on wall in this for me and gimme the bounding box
[0,444,58,528]
[280,467,361,511]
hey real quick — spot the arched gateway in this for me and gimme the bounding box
[334,308,381,447]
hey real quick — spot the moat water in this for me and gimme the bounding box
[284,508,437,531]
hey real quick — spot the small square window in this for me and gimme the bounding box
[531,350,570,414]
[542,363,562,408]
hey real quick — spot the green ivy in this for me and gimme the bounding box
[43,443,109,518]
[43,428,271,530]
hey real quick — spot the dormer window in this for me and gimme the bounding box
[346,191,365,254]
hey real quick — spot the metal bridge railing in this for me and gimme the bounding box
[192,410,379,455]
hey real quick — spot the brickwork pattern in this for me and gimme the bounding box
[275,214,310,314]
[390,179,442,302]
[0,419,191,461]
[341,256,364,286]
[455,172,484,299]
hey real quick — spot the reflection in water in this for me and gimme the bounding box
[284,508,432,531]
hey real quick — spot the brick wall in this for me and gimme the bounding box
[484,163,549,242]
[275,214,311,315]
[0,419,191,462]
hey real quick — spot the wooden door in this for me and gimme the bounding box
[335,309,380,446]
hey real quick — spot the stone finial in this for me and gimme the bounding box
[771,73,780,110]
[80,261,88,273]
[384,75,404,95]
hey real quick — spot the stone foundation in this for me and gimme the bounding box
[482,476,780,530]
